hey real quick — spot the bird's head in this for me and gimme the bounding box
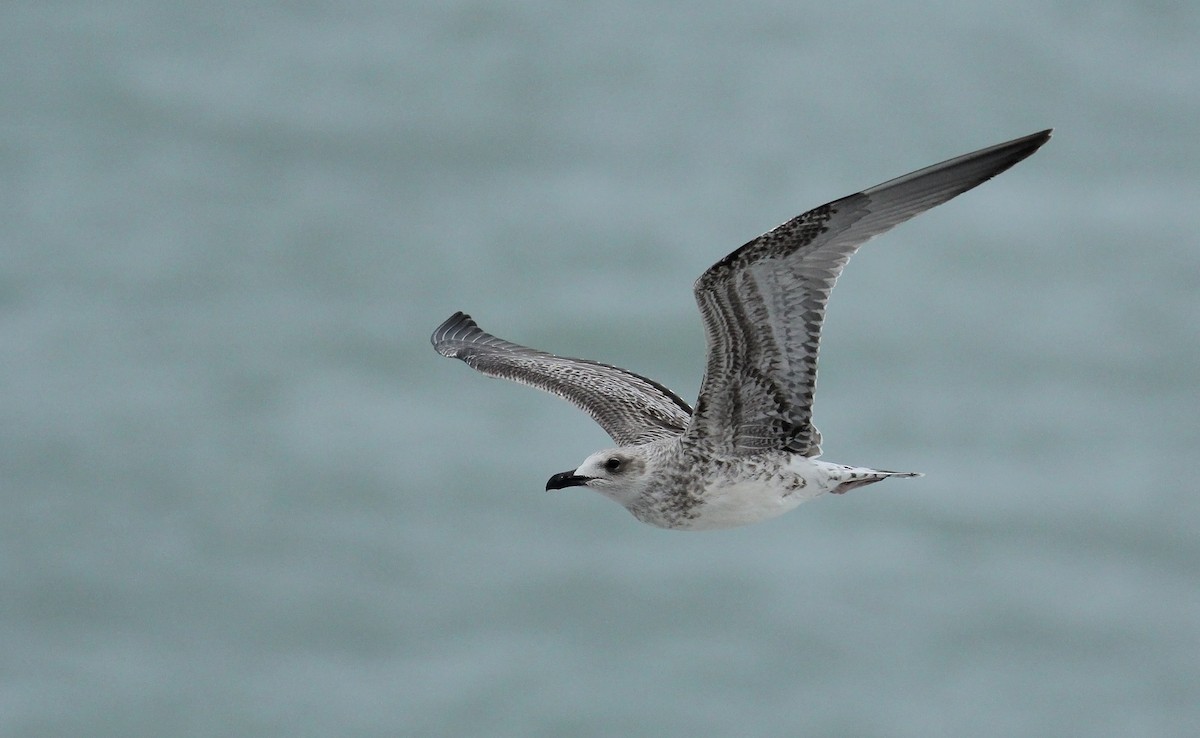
[545,448,652,508]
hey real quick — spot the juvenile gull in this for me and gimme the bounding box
[432,130,1051,530]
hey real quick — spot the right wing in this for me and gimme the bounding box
[686,130,1052,456]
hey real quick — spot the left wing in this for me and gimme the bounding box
[432,312,692,446]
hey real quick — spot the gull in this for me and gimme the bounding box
[431,130,1050,530]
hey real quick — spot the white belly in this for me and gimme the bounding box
[634,456,908,531]
[684,462,836,531]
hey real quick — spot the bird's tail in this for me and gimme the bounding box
[830,468,922,495]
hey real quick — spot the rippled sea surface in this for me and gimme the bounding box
[3,2,1198,735]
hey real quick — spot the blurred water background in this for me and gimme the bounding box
[2,1,1198,736]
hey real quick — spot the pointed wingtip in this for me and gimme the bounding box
[1022,128,1053,150]
[859,128,1053,205]
[999,128,1053,161]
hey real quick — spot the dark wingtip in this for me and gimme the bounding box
[431,311,476,349]
[996,128,1054,166]
[1020,128,1053,153]
[973,128,1054,173]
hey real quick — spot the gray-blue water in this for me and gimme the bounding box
[3,2,1198,736]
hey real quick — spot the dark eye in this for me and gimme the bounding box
[604,457,622,472]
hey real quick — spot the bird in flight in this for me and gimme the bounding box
[432,130,1051,530]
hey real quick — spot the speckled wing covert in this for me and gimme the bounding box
[687,130,1052,457]
[431,312,693,445]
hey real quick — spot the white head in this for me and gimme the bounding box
[545,447,653,508]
